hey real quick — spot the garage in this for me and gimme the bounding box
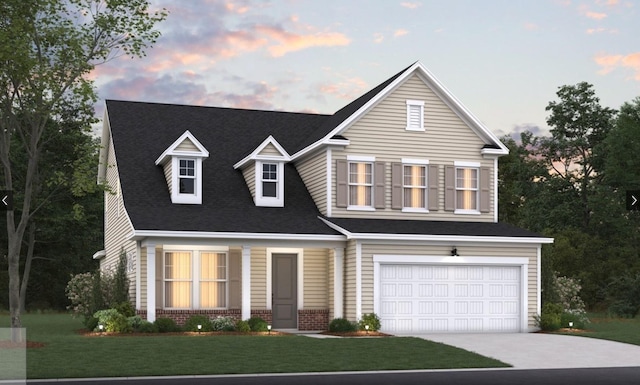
[377,262,522,333]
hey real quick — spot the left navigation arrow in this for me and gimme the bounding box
[0,190,13,211]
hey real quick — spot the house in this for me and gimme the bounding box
[96,62,553,333]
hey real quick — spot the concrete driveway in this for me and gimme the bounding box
[407,333,640,369]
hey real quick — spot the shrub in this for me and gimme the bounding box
[248,316,268,332]
[128,315,143,331]
[112,248,130,304]
[358,313,381,332]
[137,320,158,333]
[154,317,180,333]
[606,273,640,318]
[236,320,251,333]
[329,318,357,332]
[84,316,99,332]
[66,272,99,321]
[114,301,136,317]
[93,308,132,333]
[184,315,213,332]
[211,316,236,331]
[535,302,563,331]
[561,311,587,330]
[553,274,589,325]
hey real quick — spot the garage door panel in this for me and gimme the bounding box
[380,264,520,333]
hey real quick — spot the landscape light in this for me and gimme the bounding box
[569,321,574,329]
[267,325,271,335]
[98,324,104,333]
[365,324,369,334]
[197,324,202,333]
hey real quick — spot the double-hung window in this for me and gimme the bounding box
[255,161,284,207]
[403,164,427,210]
[178,159,196,194]
[261,163,278,198]
[164,250,228,309]
[456,167,478,211]
[349,161,373,207]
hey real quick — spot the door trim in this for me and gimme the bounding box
[266,248,304,312]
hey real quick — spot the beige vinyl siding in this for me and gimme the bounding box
[251,247,267,309]
[103,136,137,300]
[359,243,539,330]
[241,164,256,200]
[344,240,357,320]
[296,150,327,214]
[175,138,198,152]
[303,248,328,309]
[162,161,172,193]
[331,74,494,221]
[258,143,282,156]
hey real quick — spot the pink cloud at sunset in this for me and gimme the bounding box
[594,52,640,80]
[255,25,351,57]
[394,29,409,37]
[319,77,369,100]
[400,2,421,9]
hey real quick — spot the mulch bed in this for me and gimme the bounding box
[319,330,391,337]
[80,330,289,337]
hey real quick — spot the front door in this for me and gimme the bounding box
[272,253,297,329]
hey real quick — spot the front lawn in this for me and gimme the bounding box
[1,313,508,379]
[556,313,640,346]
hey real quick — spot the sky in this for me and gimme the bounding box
[92,0,640,139]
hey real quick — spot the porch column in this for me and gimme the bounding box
[146,243,156,322]
[333,248,344,319]
[241,245,251,320]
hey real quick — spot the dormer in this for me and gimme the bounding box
[234,135,291,207]
[155,130,209,204]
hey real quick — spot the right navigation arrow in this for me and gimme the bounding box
[627,190,640,211]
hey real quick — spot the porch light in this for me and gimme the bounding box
[451,247,458,257]
[267,325,271,335]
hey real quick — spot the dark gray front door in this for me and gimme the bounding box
[272,253,297,329]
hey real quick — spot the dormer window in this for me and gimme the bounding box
[256,161,284,207]
[155,131,209,205]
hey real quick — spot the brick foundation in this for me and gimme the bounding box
[137,308,328,330]
[298,309,329,331]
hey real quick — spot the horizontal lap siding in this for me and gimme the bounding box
[258,143,281,156]
[241,166,256,200]
[360,243,539,329]
[251,247,267,309]
[296,150,327,215]
[303,248,329,309]
[331,74,494,221]
[104,136,136,300]
[175,138,198,152]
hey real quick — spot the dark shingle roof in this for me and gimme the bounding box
[322,217,546,238]
[106,100,339,235]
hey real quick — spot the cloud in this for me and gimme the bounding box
[594,52,640,80]
[318,77,369,100]
[400,2,421,9]
[523,22,539,31]
[394,29,409,37]
[585,10,607,19]
[586,27,617,34]
[373,33,384,44]
[256,24,351,57]
[497,124,547,142]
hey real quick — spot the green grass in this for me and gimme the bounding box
[0,313,508,379]
[557,313,640,346]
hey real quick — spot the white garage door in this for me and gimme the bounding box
[379,264,521,333]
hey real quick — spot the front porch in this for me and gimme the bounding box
[134,241,344,331]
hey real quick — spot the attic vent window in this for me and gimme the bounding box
[406,100,424,131]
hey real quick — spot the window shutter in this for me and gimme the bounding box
[480,167,491,213]
[444,165,455,211]
[374,162,386,209]
[336,159,348,208]
[428,164,439,211]
[391,163,402,209]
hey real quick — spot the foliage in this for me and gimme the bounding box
[553,274,589,325]
[65,272,97,321]
[247,316,268,332]
[535,302,563,331]
[606,273,640,318]
[127,315,143,331]
[358,313,381,332]
[561,312,587,330]
[153,317,180,333]
[235,320,251,333]
[93,308,131,333]
[136,320,158,333]
[211,316,236,331]
[112,249,130,305]
[183,315,213,332]
[329,318,357,333]
[114,301,135,318]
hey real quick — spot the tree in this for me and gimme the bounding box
[540,82,617,230]
[0,0,167,338]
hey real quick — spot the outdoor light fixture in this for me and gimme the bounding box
[365,324,369,334]
[197,324,202,333]
[569,321,574,329]
[451,247,458,257]
[98,324,104,333]
[267,325,272,335]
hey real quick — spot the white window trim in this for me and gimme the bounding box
[454,162,480,214]
[406,100,425,131]
[401,159,429,213]
[255,161,285,207]
[163,247,230,310]
[347,160,374,211]
[171,157,203,204]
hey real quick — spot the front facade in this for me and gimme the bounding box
[97,62,552,333]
